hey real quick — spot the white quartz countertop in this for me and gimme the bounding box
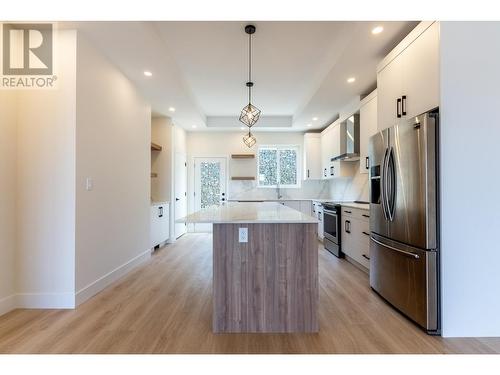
[177,202,319,224]
[228,198,331,202]
[227,198,369,209]
[341,202,370,210]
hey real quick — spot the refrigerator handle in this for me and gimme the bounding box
[381,147,390,221]
[371,237,419,259]
[387,147,397,221]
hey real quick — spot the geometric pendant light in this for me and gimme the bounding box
[239,24,261,139]
[243,130,257,148]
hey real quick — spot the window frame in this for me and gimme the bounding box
[256,144,301,189]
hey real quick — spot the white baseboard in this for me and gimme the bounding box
[17,293,75,309]
[75,249,151,306]
[0,294,17,316]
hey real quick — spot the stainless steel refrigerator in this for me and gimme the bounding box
[368,109,439,334]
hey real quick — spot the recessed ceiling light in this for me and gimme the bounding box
[192,125,197,129]
[312,117,318,121]
[168,107,176,112]
[143,71,152,77]
[372,26,384,35]
[347,77,356,83]
[307,124,312,127]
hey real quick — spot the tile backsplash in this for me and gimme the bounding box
[328,164,369,202]
[229,179,330,200]
[228,163,369,202]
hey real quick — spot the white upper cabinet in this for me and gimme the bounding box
[320,121,355,179]
[377,52,403,130]
[377,22,440,131]
[320,125,332,179]
[303,133,322,180]
[359,91,378,174]
[402,22,440,119]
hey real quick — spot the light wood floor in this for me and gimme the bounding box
[0,233,499,354]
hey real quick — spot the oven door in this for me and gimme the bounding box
[323,209,338,243]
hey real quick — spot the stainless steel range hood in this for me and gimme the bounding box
[331,113,360,162]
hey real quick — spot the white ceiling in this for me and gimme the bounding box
[66,21,418,132]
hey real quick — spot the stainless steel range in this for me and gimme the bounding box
[322,202,342,258]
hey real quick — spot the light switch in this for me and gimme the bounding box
[239,227,248,243]
[85,177,93,191]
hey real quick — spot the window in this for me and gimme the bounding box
[257,145,300,188]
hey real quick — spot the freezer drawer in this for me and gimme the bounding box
[369,234,438,332]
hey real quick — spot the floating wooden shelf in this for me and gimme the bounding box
[231,154,255,159]
[151,173,158,178]
[231,176,255,181]
[151,142,162,151]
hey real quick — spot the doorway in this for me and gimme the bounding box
[193,157,227,232]
[174,152,188,239]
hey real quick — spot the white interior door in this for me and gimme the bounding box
[194,157,227,232]
[174,152,188,238]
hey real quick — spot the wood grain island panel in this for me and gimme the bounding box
[213,223,318,333]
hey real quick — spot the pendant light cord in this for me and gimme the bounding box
[248,31,252,103]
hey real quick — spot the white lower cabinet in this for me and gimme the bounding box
[151,203,170,248]
[312,201,324,240]
[341,206,370,270]
[276,200,313,217]
[282,200,301,212]
[299,200,313,216]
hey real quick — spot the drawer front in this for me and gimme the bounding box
[341,207,370,222]
[343,217,370,269]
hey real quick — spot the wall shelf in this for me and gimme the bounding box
[231,154,255,159]
[151,142,162,151]
[231,176,255,181]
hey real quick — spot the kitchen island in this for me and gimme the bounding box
[179,202,319,333]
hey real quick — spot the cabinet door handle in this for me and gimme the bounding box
[344,210,352,214]
[362,254,370,260]
[362,231,370,236]
[345,220,351,234]
[362,214,370,218]
[158,206,163,218]
[397,98,402,118]
[307,169,310,178]
[365,156,369,169]
[324,168,327,177]
[401,95,407,116]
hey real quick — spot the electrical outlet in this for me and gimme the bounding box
[85,177,93,191]
[239,227,248,243]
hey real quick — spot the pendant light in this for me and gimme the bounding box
[243,130,257,148]
[239,24,261,134]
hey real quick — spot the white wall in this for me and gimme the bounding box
[75,34,151,304]
[15,30,77,308]
[0,91,17,314]
[186,131,330,213]
[440,22,500,337]
[173,125,187,154]
[151,117,173,203]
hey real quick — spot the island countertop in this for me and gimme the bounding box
[178,202,318,224]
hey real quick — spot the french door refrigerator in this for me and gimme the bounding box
[368,109,439,334]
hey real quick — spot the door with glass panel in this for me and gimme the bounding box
[193,157,227,232]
